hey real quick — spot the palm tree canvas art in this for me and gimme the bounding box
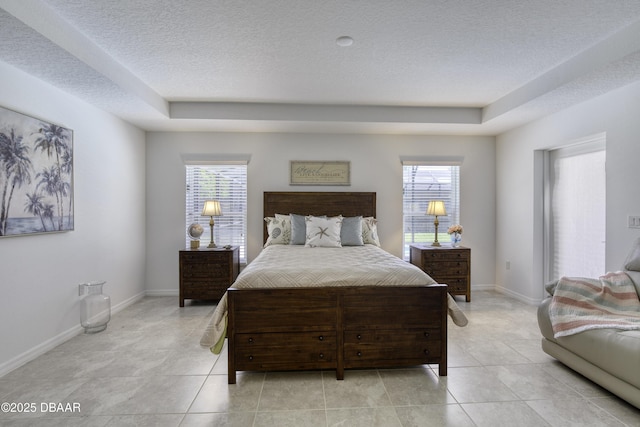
[0,106,73,237]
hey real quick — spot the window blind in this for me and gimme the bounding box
[402,164,460,260]
[185,164,247,262]
[548,139,605,279]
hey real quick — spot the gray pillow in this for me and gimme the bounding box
[624,237,640,271]
[290,214,306,245]
[341,216,364,246]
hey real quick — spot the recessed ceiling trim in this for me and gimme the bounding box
[170,102,482,125]
[484,19,640,123]
[0,0,169,117]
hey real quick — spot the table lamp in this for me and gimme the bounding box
[201,200,222,248]
[427,200,447,247]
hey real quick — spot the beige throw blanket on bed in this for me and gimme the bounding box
[200,245,468,352]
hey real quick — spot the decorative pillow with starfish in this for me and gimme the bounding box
[304,215,343,248]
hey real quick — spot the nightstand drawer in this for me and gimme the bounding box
[182,282,228,300]
[438,278,468,293]
[424,251,469,261]
[181,261,230,278]
[423,261,469,276]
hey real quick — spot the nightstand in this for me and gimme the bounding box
[179,246,239,307]
[410,244,471,302]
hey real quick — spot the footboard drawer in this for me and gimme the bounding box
[344,328,442,367]
[234,331,336,371]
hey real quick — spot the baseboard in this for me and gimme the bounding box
[145,289,179,297]
[469,284,541,306]
[112,290,147,313]
[471,284,495,292]
[0,324,84,378]
[0,291,145,378]
[493,285,540,305]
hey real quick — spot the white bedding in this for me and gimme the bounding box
[200,244,467,351]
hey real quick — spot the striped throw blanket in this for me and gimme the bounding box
[549,271,640,338]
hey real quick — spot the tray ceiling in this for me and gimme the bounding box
[2,1,640,134]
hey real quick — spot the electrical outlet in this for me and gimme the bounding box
[629,215,640,229]
[506,261,511,270]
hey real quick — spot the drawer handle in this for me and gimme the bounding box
[356,334,362,340]
[318,335,324,341]
[319,353,324,359]
[424,332,430,338]
[424,349,430,355]
[248,355,253,361]
[357,351,362,357]
[248,337,254,343]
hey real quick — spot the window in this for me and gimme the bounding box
[402,163,460,260]
[546,136,605,279]
[185,163,247,263]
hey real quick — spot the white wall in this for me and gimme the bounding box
[145,132,496,295]
[496,81,640,303]
[0,62,147,375]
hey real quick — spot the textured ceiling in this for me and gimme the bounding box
[2,0,640,134]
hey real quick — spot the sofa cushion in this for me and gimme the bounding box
[626,270,640,296]
[539,298,640,390]
[623,237,640,271]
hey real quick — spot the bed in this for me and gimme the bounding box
[200,191,466,383]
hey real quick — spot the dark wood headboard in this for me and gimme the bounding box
[263,192,377,243]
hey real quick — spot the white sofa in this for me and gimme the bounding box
[537,240,640,409]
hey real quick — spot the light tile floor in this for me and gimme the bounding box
[1,291,639,426]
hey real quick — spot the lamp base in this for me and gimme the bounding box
[432,216,442,247]
[208,218,216,248]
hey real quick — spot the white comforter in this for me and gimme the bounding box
[200,244,466,351]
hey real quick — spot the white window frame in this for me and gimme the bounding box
[185,161,247,263]
[402,158,461,260]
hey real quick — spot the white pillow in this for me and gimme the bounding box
[362,217,380,246]
[264,214,291,247]
[305,215,343,248]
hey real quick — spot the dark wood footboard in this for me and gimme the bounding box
[227,284,448,383]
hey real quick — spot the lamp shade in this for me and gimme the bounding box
[201,200,222,216]
[426,200,447,216]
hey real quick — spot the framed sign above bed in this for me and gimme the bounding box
[290,161,350,186]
